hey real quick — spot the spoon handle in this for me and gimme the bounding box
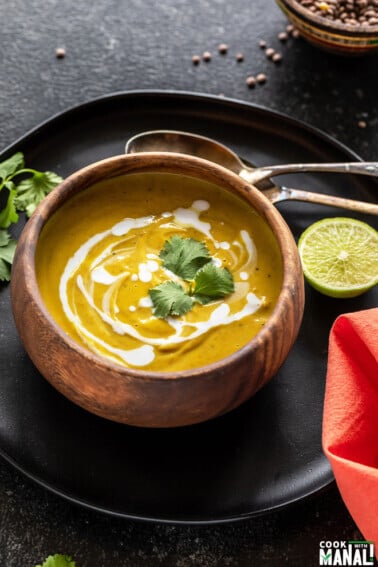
[264,185,378,214]
[245,162,378,184]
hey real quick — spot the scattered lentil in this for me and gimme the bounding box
[246,76,256,88]
[358,120,367,128]
[218,43,228,54]
[272,52,283,62]
[278,31,289,41]
[55,47,66,58]
[236,52,244,62]
[202,51,212,62]
[259,39,267,48]
[292,28,301,38]
[192,54,201,65]
[265,47,275,58]
[256,73,267,84]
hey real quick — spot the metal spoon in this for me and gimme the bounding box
[125,130,378,215]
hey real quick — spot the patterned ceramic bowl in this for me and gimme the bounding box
[276,0,378,55]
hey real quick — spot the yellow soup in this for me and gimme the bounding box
[36,172,283,372]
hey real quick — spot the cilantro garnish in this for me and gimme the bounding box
[0,230,17,282]
[15,170,63,217]
[160,235,211,280]
[192,262,235,305]
[149,236,234,318]
[149,280,194,318]
[36,554,76,567]
[0,152,62,282]
[0,186,18,228]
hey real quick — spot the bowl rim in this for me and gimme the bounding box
[14,151,304,382]
[279,0,378,37]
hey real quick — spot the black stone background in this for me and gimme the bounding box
[0,0,377,565]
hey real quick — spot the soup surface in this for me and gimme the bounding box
[36,173,283,371]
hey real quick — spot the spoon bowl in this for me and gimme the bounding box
[126,130,378,215]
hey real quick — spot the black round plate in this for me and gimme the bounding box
[0,91,377,524]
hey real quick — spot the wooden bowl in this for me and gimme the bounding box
[276,0,378,55]
[11,153,304,428]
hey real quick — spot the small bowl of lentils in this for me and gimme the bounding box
[275,0,378,54]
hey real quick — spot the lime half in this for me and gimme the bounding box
[298,217,378,298]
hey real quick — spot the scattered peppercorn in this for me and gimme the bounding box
[55,47,66,59]
[218,43,228,54]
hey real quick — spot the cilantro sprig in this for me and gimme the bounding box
[149,236,234,318]
[36,554,76,567]
[0,152,62,282]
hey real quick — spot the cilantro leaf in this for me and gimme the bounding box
[0,152,24,182]
[35,554,76,567]
[15,170,63,217]
[193,262,235,304]
[160,235,211,280]
[0,230,17,282]
[0,186,19,228]
[149,281,194,318]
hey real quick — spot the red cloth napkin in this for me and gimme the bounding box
[323,308,378,553]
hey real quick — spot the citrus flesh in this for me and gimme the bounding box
[298,217,378,298]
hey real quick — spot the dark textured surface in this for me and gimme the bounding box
[0,0,377,565]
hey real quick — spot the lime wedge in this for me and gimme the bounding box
[298,217,378,298]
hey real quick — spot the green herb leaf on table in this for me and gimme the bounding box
[15,170,63,217]
[192,262,234,305]
[35,554,76,567]
[0,186,19,228]
[0,230,17,282]
[0,152,25,181]
[160,235,211,280]
[149,281,194,318]
[0,152,63,282]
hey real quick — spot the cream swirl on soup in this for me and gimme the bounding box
[36,173,282,371]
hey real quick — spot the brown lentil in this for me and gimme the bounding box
[192,55,201,65]
[272,52,283,62]
[202,51,212,62]
[256,73,267,84]
[246,76,256,88]
[236,52,244,62]
[218,43,228,54]
[296,0,378,26]
[278,31,289,41]
[358,120,367,128]
[55,47,66,58]
[259,39,267,48]
[265,47,275,58]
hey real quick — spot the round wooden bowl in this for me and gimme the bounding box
[276,0,378,55]
[11,153,305,428]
